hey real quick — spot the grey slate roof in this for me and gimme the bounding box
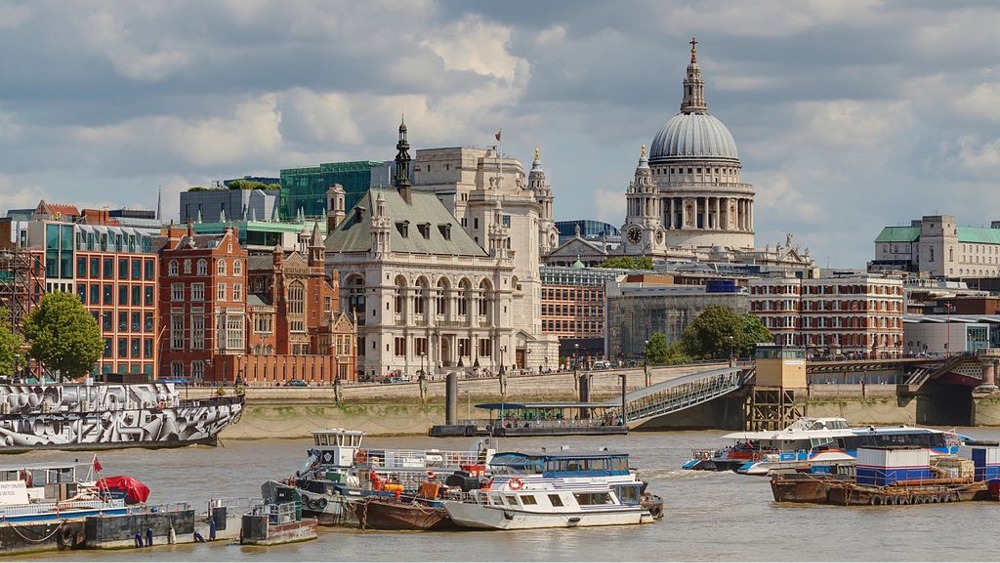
[325,187,488,257]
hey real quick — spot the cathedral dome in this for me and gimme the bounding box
[648,112,739,164]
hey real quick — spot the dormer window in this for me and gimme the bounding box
[396,221,409,237]
[418,223,430,239]
[438,224,451,240]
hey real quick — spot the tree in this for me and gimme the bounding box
[644,332,669,364]
[600,256,654,270]
[21,293,104,382]
[679,305,773,361]
[0,307,24,376]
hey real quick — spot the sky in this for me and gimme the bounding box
[0,1,998,269]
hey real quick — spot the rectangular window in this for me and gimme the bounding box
[103,284,113,305]
[143,338,153,358]
[171,283,184,302]
[233,283,243,301]
[130,338,140,358]
[77,256,87,278]
[170,316,184,350]
[102,311,112,331]
[132,259,141,279]
[192,317,205,350]
[90,257,100,279]
[119,258,129,280]
[77,284,87,303]
[144,286,154,306]
[192,283,204,302]
[394,337,406,356]
[144,259,155,280]
[131,311,140,331]
[144,312,153,331]
[103,338,112,358]
[90,284,100,305]
[103,258,113,278]
[217,283,226,301]
[118,312,127,331]
[118,338,128,357]
[132,285,141,307]
[225,314,244,351]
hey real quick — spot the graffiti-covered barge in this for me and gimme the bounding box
[0,381,243,453]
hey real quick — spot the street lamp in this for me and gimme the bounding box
[945,303,954,356]
[499,346,506,375]
[618,372,627,427]
[573,343,580,393]
[643,340,649,387]
[726,335,735,368]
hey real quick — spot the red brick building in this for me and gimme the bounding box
[158,225,248,384]
[246,223,356,384]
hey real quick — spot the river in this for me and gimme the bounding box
[11,427,1000,562]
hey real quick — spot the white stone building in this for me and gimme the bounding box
[324,121,554,379]
[871,214,1000,280]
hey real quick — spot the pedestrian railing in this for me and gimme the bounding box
[617,366,753,427]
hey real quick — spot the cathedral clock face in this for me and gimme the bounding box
[627,226,641,244]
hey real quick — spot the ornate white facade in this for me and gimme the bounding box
[325,122,556,379]
[411,145,559,366]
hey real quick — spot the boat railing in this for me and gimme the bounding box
[207,497,261,516]
[143,501,191,514]
[249,500,298,525]
[0,497,127,519]
[367,449,485,470]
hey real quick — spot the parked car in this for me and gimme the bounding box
[592,360,611,370]
[285,379,308,387]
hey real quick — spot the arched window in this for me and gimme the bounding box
[436,278,450,316]
[170,360,183,378]
[197,259,208,275]
[168,260,179,276]
[478,279,492,319]
[458,279,472,317]
[394,276,407,315]
[233,260,242,275]
[289,281,304,315]
[414,278,429,316]
[217,260,227,275]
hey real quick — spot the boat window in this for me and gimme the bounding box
[504,495,519,506]
[548,494,564,507]
[520,495,538,505]
[573,492,611,506]
[615,485,641,505]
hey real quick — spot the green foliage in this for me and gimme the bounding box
[21,293,104,382]
[644,332,690,365]
[225,179,280,191]
[679,305,773,361]
[600,256,654,270]
[645,332,669,364]
[0,308,24,376]
[187,186,209,192]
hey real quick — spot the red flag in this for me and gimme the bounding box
[495,129,501,142]
[93,456,102,473]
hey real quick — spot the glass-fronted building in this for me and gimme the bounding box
[555,220,621,246]
[280,161,393,220]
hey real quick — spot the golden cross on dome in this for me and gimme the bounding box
[535,147,540,160]
[641,144,646,157]
[690,37,698,63]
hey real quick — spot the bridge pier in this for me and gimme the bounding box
[975,349,1000,394]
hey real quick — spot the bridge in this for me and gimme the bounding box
[612,366,753,429]
[611,352,996,428]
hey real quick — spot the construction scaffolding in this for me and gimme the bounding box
[0,247,42,334]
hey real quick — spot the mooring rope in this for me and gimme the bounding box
[7,519,65,543]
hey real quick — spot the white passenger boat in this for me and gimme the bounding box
[682,417,966,476]
[0,460,129,523]
[440,450,662,530]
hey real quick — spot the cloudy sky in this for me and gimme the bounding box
[1,1,998,268]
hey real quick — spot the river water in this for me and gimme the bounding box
[12,427,1000,562]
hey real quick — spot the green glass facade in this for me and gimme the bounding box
[280,161,390,220]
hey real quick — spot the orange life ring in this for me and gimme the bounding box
[508,477,524,491]
[354,449,368,465]
[752,453,762,462]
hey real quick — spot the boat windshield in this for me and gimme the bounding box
[489,452,630,476]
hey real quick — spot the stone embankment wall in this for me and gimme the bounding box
[204,364,1000,439]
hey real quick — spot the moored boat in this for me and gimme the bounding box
[0,381,244,453]
[280,428,495,527]
[684,417,966,476]
[241,482,317,546]
[771,445,997,506]
[440,449,663,530]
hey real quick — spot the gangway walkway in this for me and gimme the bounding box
[611,366,754,429]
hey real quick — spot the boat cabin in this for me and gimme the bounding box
[488,450,631,478]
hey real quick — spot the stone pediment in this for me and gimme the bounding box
[546,237,607,259]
